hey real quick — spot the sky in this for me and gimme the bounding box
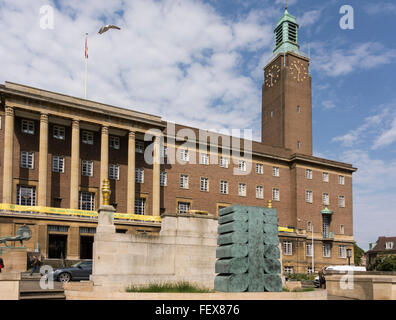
[0,0,395,250]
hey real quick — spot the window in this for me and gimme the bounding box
[323,243,331,258]
[82,160,93,177]
[180,149,189,162]
[283,241,293,255]
[82,131,94,145]
[79,192,95,211]
[305,169,312,180]
[256,164,264,174]
[339,245,347,258]
[340,225,345,235]
[17,185,36,206]
[20,151,34,169]
[21,119,34,134]
[323,172,329,182]
[161,146,168,158]
[307,221,312,232]
[220,157,229,168]
[339,196,345,208]
[53,125,65,140]
[297,106,301,113]
[339,175,345,185]
[136,141,145,153]
[135,198,146,215]
[297,141,301,149]
[306,243,313,257]
[273,188,280,201]
[178,202,190,214]
[109,136,120,150]
[200,153,209,165]
[256,186,264,199]
[52,156,65,173]
[136,168,144,183]
[160,172,167,187]
[284,266,294,274]
[386,242,394,250]
[238,183,247,197]
[306,190,313,203]
[322,215,330,238]
[220,180,228,194]
[270,111,274,118]
[80,227,96,234]
[323,193,329,206]
[180,175,189,189]
[109,164,120,180]
[238,160,247,172]
[48,225,69,232]
[200,177,209,192]
[273,167,280,177]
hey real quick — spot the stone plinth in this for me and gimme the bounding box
[97,205,116,234]
[0,248,27,273]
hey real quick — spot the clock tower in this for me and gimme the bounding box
[261,7,312,155]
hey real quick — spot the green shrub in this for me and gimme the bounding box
[286,273,315,281]
[126,281,213,293]
[372,255,396,272]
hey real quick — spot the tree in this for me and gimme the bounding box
[354,242,365,266]
[372,255,396,272]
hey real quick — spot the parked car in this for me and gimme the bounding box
[48,260,92,282]
[314,265,366,288]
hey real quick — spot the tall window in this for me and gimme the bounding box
[136,141,145,153]
[79,192,95,211]
[82,131,94,145]
[256,186,264,199]
[323,243,331,258]
[323,193,329,206]
[238,160,247,172]
[180,175,189,189]
[21,151,34,169]
[135,168,144,183]
[338,245,346,258]
[323,215,330,238]
[52,156,65,173]
[200,177,209,192]
[306,190,313,203]
[160,172,167,187]
[339,196,345,208]
[178,202,191,214]
[306,243,313,257]
[81,160,93,177]
[220,157,229,168]
[283,241,292,255]
[200,153,209,165]
[17,185,36,206]
[109,164,120,180]
[273,167,280,177]
[109,136,120,150]
[135,198,146,215]
[339,175,345,185]
[238,183,247,197]
[21,119,34,134]
[305,169,313,179]
[220,180,228,194]
[340,224,345,235]
[273,188,280,201]
[307,221,312,232]
[180,149,189,162]
[386,242,394,250]
[53,125,65,140]
[323,172,329,182]
[256,164,264,174]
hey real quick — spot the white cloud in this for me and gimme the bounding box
[298,9,322,27]
[364,2,396,15]
[373,116,396,149]
[322,100,336,110]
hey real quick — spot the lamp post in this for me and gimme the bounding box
[312,225,314,274]
[347,248,352,266]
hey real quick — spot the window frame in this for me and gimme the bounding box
[82,130,94,145]
[21,119,35,135]
[200,177,209,192]
[52,155,65,173]
[238,183,247,197]
[256,186,264,199]
[109,164,120,180]
[109,136,120,150]
[180,174,189,189]
[20,151,34,169]
[78,191,95,211]
[220,180,229,195]
[135,168,145,184]
[81,160,94,177]
[53,125,65,140]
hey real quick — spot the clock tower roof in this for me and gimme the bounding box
[273,7,300,56]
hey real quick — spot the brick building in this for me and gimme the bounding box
[0,8,356,273]
[366,237,396,269]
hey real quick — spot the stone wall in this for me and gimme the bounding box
[91,213,218,291]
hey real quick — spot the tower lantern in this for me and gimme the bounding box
[273,7,300,56]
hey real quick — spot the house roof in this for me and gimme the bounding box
[369,236,396,252]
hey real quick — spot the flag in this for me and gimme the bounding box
[85,33,88,59]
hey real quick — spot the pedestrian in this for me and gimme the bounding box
[318,267,326,289]
[0,257,4,273]
[30,255,42,276]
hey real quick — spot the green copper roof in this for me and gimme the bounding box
[321,207,334,215]
[273,8,300,56]
[276,9,298,27]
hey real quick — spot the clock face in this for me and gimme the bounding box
[265,64,281,88]
[289,60,308,83]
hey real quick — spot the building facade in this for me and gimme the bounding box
[0,8,356,273]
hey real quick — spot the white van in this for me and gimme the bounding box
[314,265,366,287]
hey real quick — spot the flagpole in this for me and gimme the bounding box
[84,33,88,99]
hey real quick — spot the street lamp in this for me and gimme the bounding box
[347,248,352,266]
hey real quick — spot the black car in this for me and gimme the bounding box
[49,260,92,282]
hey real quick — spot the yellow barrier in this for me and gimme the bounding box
[0,204,161,223]
[278,226,295,233]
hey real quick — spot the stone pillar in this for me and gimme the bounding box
[70,120,80,209]
[127,131,136,214]
[152,135,161,216]
[100,126,109,207]
[67,226,80,260]
[97,205,116,234]
[38,113,49,207]
[2,107,14,204]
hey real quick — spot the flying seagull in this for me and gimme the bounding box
[98,25,121,35]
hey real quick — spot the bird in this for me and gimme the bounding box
[98,25,121,35]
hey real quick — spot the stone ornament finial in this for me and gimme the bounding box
[102,179,111,206]
[268,200,273,209]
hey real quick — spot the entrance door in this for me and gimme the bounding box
[48,234,67,259]
[80,236,94,260]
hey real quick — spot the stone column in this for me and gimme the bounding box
[38,113,49,207]
[100,126,109,207]
[2,107,14,204]
[152,135,161,216]
[70,120,80,209]
[127,131,136,214]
